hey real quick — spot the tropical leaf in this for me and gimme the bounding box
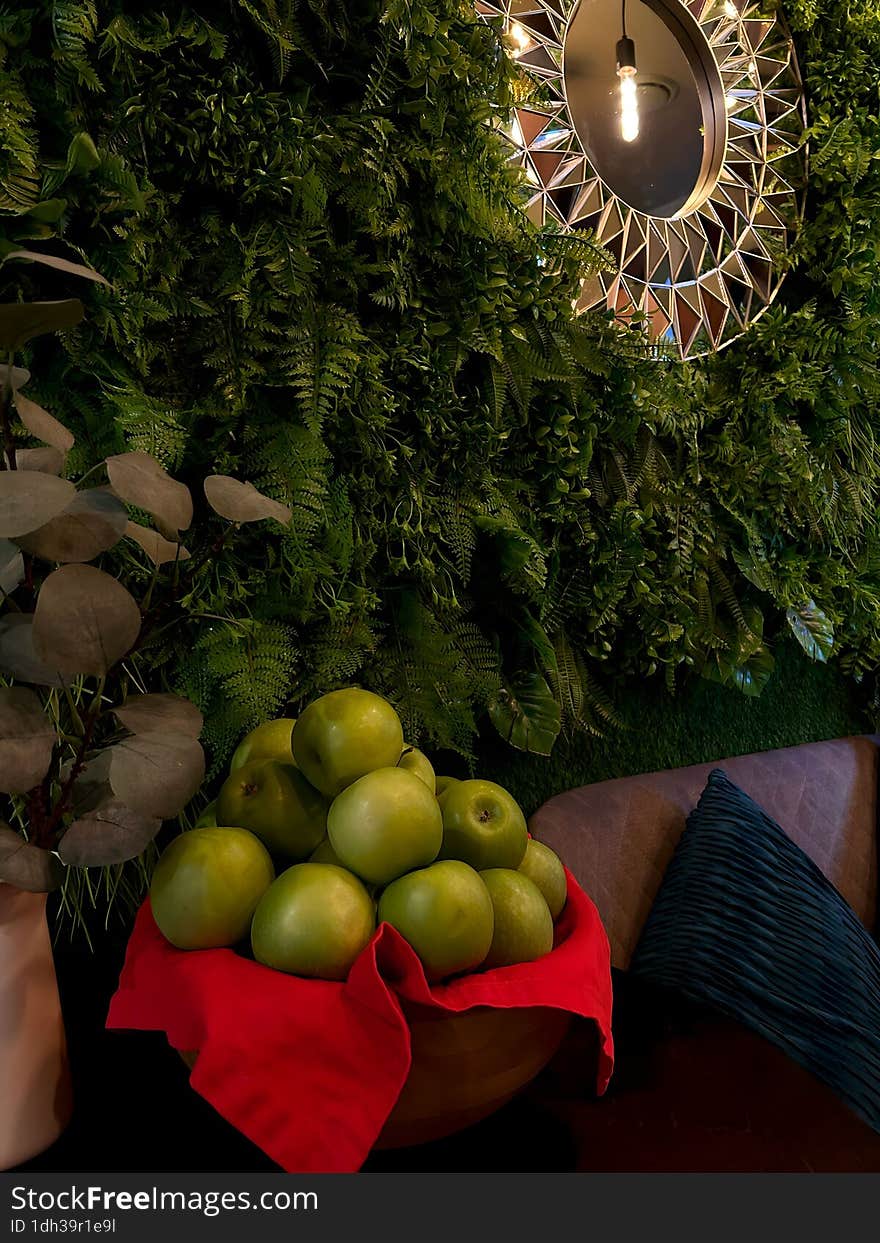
[786,600,834,663]
[489,672,561,755]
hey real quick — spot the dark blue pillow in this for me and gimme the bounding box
[631,768,880,1133]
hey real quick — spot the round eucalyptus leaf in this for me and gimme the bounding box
[124,521,190,565]
[0,300,84,350]
[204,475,292,525]
[33,564,141,676]
[66,749,113,816]
[0,686,56,794]
[0,616,66,687]
[0,538,24,594]
[4,250,109,287]
[108,731,205,819]
[0,824,63,892]
[13,391,75,452]
[106,452,193,537]
[113,693,203,739]
[14,447,66,475]
[0,471,76,538]
[18,489,128,563]
[0,365,30,391]
[58,800,161,867]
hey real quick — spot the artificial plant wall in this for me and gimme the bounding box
[0,0,878,767]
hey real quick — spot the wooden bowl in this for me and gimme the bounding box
[375,1003,571,1149]
[179,1004,570,1152]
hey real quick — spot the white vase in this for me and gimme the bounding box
[0,884,72,1169]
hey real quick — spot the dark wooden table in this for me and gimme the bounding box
[17,933,880,1173]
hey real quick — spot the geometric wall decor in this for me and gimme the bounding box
[476,0,808,358]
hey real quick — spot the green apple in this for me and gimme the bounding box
[309,836,345,866]
[378,860,494,981]
[230,718,297,771]
[251,863,375,980]
[327,766,443,885]
[434,775,460,797]
[292,688,404,798]
[438,779,528,870]
[217,760,328,859]
[480,868,553,969]
[194,799,217,828]
[397,743,435,791]
[150,826,274,950]
[518,839,567,920]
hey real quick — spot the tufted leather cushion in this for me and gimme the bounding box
[530,736,880,969]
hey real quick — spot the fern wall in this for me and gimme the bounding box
[1,0,879,769]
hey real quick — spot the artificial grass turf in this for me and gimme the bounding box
[472,639,872,817]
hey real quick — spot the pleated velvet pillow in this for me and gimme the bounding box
[631,768,880,1133]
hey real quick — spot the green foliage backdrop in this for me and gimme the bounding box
[1,0,879,770]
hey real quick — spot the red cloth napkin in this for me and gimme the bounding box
[107,868,613,1172]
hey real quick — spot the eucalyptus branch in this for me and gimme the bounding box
[0,351,17,472]
[42,676,106,847]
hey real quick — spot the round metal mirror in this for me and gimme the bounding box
[564,0,726,218]
[477,0,808,358]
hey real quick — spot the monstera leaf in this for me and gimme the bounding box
[703,645,776,697]
[786,600,834,663]
[489,672,561,755]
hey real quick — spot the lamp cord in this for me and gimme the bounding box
[622,0,627,38]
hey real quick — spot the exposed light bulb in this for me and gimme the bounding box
[616,37,639,143]
[618,69,639,142]
[723,1,738,16]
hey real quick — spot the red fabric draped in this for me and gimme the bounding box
[107,868,613,1172]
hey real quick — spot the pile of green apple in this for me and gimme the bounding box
[150,689,567,983]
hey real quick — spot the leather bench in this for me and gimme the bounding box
[526,736,880,1171]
